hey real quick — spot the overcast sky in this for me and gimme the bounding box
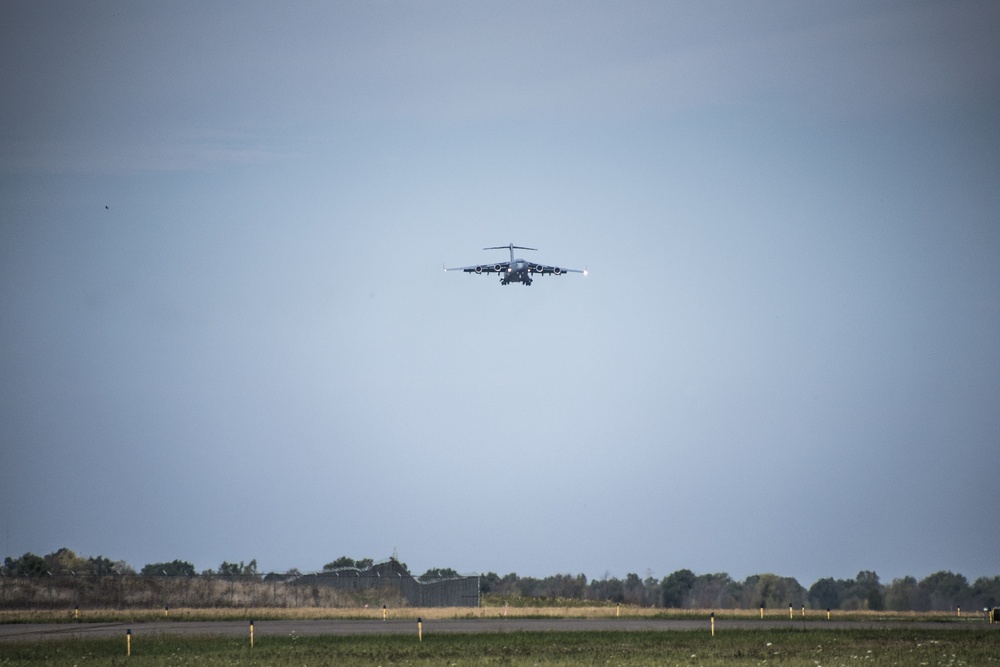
[2,1,998,587]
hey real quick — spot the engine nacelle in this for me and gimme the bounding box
[494,264,503,272]
[535,264,545,273]
[553,267,561,275]
[475,266,483,274]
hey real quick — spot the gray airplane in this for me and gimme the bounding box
[445,243,587,286]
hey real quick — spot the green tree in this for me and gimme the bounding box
[323,556,357,570]
[687,573,738,608]
[969,576,1000,610]
[323,556,373,571]
[884,576,919,611]
[44,548,89,575]
[517,576,542,597]
[742,573,806,610]
[623,573,647,606]
[219,560,258,576]
[113,560,136,575]
[602,576,626,603]
[141,560,196,576]
[918,571,969,611]
[490,572,520,596]
[842,571,883,611]
[480,571,500,594]
[538,573,587,599]
[808,577,844,610]
[661,569,696,608]
[643,575,662,607]
[87,556,117,577]
[419,567,459,581]
[3,553,48,576]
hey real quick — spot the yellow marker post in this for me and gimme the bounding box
[383,605,387,622]
[616,604,620,618]
[127,629,131,657]
[827,608,831,620]
[710,612,715,637]
[164,605,169,617]
[250,620,254,648]
[801,605,805,618]
[417,617,423,642]
[957,607,961,618]
[75,606,79,620]
[789,604,793,620]
[760,605,764,620]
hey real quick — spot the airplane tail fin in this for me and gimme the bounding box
[484,243,537,262]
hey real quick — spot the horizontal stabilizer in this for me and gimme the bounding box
[484,244,536,251]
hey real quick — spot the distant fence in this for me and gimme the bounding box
[0,559,480,610]
[297,559,480,608]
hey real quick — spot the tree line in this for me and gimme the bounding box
[482,569,1000,613]
[4,549,998,612]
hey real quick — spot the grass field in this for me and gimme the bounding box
[0,627,997,666]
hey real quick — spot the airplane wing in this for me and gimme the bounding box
[529,263,587,276]
[444,262,510,274]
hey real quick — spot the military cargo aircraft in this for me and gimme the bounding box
[445,243,587,286]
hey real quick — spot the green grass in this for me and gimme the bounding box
[1,628,997,666]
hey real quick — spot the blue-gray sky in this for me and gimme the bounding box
[2,1,998,586]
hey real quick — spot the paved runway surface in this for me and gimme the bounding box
[1,618,992,642]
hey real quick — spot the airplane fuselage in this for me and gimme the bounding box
[502,258,532,285]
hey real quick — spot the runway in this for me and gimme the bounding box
[1,617,992,642]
